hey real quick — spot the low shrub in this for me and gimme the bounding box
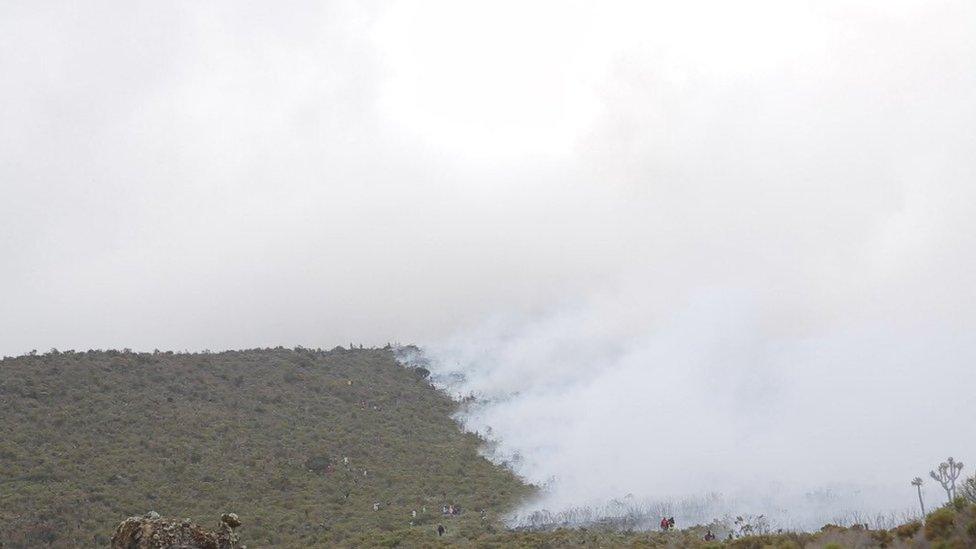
[925,507,956,541]
[893,520,921,539]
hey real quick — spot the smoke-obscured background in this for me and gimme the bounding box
[3,0,975,526]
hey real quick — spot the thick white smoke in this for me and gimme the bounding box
[393,0,976,529]
[412,283,976,529]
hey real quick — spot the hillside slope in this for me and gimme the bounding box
[5,347,975,548]
[0,347,531,547]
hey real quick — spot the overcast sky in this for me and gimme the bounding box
[3,0,976,524]
[4,0,972,357]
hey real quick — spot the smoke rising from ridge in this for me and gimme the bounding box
[394,0,976,526]
[416,288,975,527]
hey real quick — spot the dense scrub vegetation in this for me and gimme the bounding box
[0,347,530,547]
[2,346,974,548]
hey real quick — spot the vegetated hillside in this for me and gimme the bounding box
[4,347,976,549]
[0,346,532,547]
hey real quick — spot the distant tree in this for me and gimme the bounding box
[929,457,964,504]
[961,475,976,504]
[912,477,926,515]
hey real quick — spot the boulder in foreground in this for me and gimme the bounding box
[111,511,242,549]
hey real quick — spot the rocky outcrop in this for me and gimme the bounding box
[111,511,242,549]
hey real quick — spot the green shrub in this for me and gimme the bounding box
[925,507,956,541]
[894,520,922,539]
[871,528,894,546]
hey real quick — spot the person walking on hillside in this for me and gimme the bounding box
[437,524,445,537]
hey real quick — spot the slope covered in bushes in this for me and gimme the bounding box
[0,347,530,547]
[3,346,974,548]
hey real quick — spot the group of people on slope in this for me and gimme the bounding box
[659,516,675,531]
[660,517,718,542]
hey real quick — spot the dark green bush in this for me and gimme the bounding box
[894,520,922,539]
[926,507,956,541]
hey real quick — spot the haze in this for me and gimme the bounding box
[3,0,975,527]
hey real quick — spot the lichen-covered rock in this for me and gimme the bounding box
[111,511,243,549]
[220,513,241,529]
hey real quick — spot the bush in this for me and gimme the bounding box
[894,520,921,539]
[871,529,894,547]
[951,496,968,511]
[961,476,976,503]
[925,508,956,541]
